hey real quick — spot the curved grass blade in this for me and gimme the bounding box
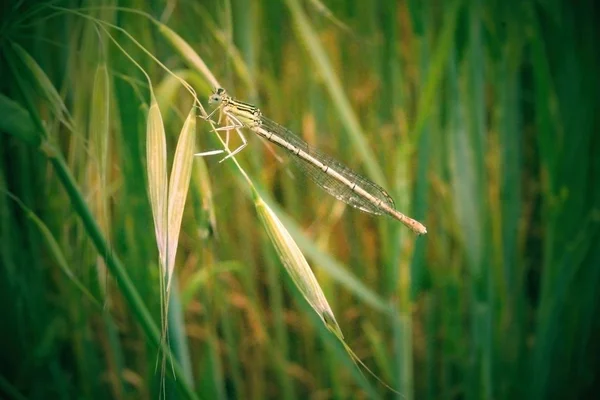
[10,41,74,131]
[6,192,102,309]
[158,24,219,89]
[166,108,196,288]
[0,94,39,146]
[146,93,168,271]
[6,53,198,397]
[253,188,343,338]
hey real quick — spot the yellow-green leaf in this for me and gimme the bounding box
[254,190,343,338]
[146,94,168,271]
[166,108,196,286]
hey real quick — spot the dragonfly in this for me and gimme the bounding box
[196,87,427,235]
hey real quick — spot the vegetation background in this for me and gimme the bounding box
[1,0,599,399]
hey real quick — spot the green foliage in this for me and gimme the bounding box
[1,1,599,399]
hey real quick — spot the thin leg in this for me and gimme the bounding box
[214,124,240,132]
[218,125,248,162]
[198,105,220,123]
[212,114,247,162]
[196,114,248,160]
[195,125,235,157]
[195,149,225,157]
[195,108,234,157]
[195,124,232,157]
[224,128,230,147]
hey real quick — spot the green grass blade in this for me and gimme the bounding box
[0,94,39,146]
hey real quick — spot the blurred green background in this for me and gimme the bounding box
[1,0,599,399]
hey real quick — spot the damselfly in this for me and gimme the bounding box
[197,88,427,235]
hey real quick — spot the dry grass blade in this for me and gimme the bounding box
[146,93,168,271]
[253,187,400,392]
[253,190,343,338]
[158,24,219,89]
[166,108,196,288]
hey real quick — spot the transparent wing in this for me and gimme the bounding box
[259,117,395,215]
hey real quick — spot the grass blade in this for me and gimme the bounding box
[253,188,343,337]
[146,93,168,272]
[87,63,111,294]
[10,41,73,131]
[159,24,219,89]
[0,94,39,146]
[166,108,196,286]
